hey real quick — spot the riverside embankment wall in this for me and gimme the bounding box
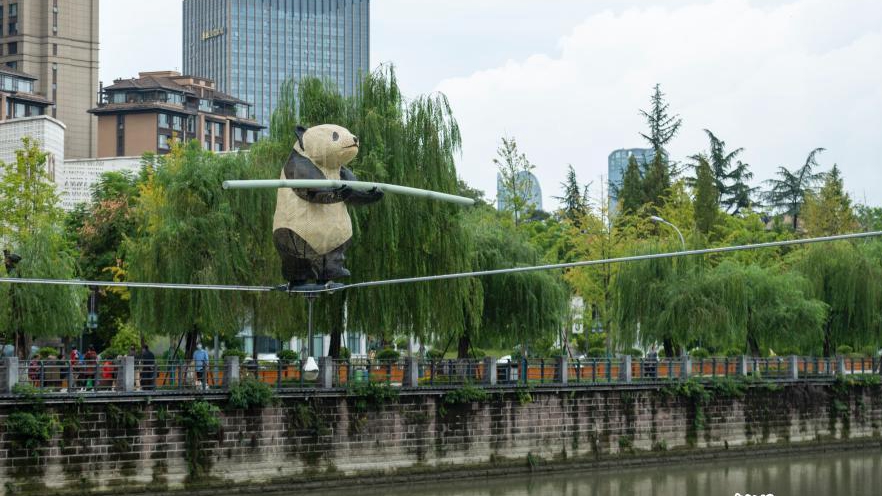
[1,381,881,495]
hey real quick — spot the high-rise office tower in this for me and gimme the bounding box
[183,0,370,133]
[607,148,655,215]
[0,0,99,159]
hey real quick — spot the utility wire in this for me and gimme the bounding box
[2,231,880,294]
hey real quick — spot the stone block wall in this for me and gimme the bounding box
[1,382,881,495]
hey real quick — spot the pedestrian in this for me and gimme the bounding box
[101,355,116,390]
[28,353,41,387]
[69,346,80,390]
[647,344,659,379]
[140,344,156,390]
[84,345,98,390]
[193,343,209,390]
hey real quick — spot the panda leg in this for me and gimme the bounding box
[273,228,320,284]
[317,240,352,282]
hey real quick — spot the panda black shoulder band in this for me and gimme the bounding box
[223,179,476,206]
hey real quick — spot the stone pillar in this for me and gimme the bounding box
[1,357,19,393]
[224,356,240,388]
[681,357,692,380]
[117,356,135,392]
[738,356,749,376]
[318,357,334,389]
[556,356,569,386]
[789,356,799,380]
[619,355,632,383]
[837,356,847,376]
[484,357,497,386]
[403,357,419,388]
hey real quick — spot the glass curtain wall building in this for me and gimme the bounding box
[183,0,369,133]
[607,148,655,216]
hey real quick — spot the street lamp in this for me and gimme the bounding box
[649,216,686,250]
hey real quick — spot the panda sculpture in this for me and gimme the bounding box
[272,124,383,287]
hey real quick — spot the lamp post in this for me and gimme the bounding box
[649,216,686,250]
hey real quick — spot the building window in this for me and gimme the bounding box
[347,333,362,355]
[1,76,13,91]
[199,99,211,112]
[5,61,16,70]
[233,127,243,142]
[214,141,222,152]
[14,102,25,118]
[7,42,17,55]
[53,44,58,56]
[172,115,182,131]
[7,23,17,36]
[158,134,171,150]
[247,130,256,144]
[157,113,169,128]
[8,4,17,18]
[111,92,125,104]
[186,116,195,133]
[213,122,223,135]
[18,79,32,92]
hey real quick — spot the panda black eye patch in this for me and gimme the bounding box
[332,131,340,141]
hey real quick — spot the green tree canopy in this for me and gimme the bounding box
[763,148,826,230]
[692,154,720,236]
[494,136,537,225]
[802,165,857,236]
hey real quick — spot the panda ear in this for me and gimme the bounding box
[295,125,307,150]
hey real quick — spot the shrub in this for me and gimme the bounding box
[223,348,248,360]
[625,347,643,358]
[836,345,854,356]
[425,348,445,360]
[228,379,275,410]
[587,332,607,350]
[337,347,351,360]
[393,337,409,350]
[776,347,801,356]
[586,347,606,358]
[442,383,488,408]
[36,346,60,359]
[723,347,743,357]
[11,383,40,397]
[277,349,299,361]
[573,334,587,353]
[375,347,400,361]
[6,412,58,452]
[689,347,710,359]
[859,345,878,357]
[177,400,221,477]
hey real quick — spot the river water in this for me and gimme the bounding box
[318,449,882,496]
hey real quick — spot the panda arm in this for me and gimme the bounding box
[285,150,351,204]
[341,167,384,206]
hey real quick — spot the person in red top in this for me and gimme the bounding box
[84,345,98,390]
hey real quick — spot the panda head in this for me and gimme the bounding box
[293,124,359,171]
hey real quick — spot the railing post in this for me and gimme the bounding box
[681,356,692,380]
[1,357,19,394]
[403,357,419,387]
[556,356,568,386]
[484,357,497,386]
[837,356,847,376]
[789,356,799,380]
[739,355,749,376]
[224,356,240,389]
[620,355,632,383]
[318,357,334,388]
[117,356,135,392]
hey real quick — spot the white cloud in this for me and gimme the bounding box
[435,0,882,209]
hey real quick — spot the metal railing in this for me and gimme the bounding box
[2,355,878,395]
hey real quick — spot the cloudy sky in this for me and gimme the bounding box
[101,0,882,209]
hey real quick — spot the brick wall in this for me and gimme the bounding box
[1,382,880,495]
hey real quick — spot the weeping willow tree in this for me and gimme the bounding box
[612,242,700,356]
[661,262,826,355]
[454,207,567,358]
[1,228,85,356]
[254,67,475,355]
[792,242,881,355]
[0,138,84,357]
[127,142,271,357]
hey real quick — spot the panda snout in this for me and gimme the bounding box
[352,135,359,145]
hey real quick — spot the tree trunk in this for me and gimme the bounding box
[457,333,471,359]
[329,328,342,358]
[14,330,30,360]
[823,320,832,357]
[663,338,674,358]
[185,326,199,361]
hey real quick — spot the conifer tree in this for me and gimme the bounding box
[553,164,590,223]
[618,155,644,214]
[763,148,826,230]
[639,84,682,157]
[693,155,720,235]
[642,153,671,212]
[802,165,857,236]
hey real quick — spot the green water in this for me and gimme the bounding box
[319,449,882,495]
